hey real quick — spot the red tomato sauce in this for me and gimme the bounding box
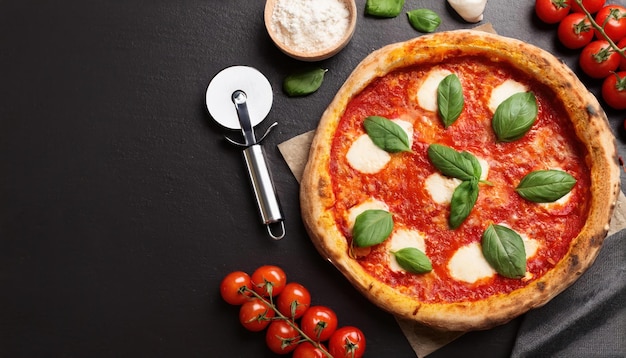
[329,56,591,303]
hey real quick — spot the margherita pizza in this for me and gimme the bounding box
[300,30,620,331]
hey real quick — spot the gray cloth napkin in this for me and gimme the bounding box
[511,229,626,358]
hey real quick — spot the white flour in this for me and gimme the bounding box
[270,0,350,53]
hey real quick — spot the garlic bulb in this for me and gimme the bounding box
[447,0,487,23]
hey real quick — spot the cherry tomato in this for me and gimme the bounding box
[570,0,606,14]
[535,0,571,24]
[328,326,366,358]
[265,320,300,355]
[558,13,594,49]
[276,282,311,319]
[579,40,621,78]
[617,37,626,71]
[251,265,287,297]
[292,342,328,358]
[300,305,338,342]
[238,298,275,332]
[602,71,626,109]
[220,271,252,305]
[594,5,626,42]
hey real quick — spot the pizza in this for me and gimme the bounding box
[300,30,620,331]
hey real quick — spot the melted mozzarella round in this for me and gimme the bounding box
[393,119,414,148]
[425,154,489,203]
[346,119,414,174]
[448,242,496,283]
[425,173,461,204]
[346,135,390,174]
[346,199,389,229]
[523,237,539,258]
[388,229,427,272]
[488,79,528,113]
[416,69,453,112]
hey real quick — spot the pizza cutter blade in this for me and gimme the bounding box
[206,66,285,240]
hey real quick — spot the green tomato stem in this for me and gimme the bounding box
[575,0,626,61]
[243,287,334,358]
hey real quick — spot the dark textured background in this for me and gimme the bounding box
[1,0,624,357]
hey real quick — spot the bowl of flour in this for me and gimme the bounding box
[264,0,357,62]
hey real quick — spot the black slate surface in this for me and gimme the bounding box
[1,0,624,357]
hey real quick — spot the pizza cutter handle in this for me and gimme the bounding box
[243,144,285,240]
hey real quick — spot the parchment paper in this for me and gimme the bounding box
[277,24,626,357]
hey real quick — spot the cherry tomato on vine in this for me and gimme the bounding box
[535,0,571,24]
[265,320,300,355]
[238,298,275,332]
[328,326,366,358]
[276,282,311,319]
[617,38,626,70]
[602,71,626,109]
[570,0,606,14]
[300,305,339,342]
[251,265,287,297]
[558,13,594,49]
[292,342,328,358]
[594,5,626,42]
[579,40,621,78]
[220,271,252,305]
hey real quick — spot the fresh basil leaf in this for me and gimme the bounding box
[492,92,538,142]
[482,224,526,279]
[427,144,476,181]
[461,151,482,181]
[437,74,464,127]
[516,170,576,202]
[365,0,405,18]
[393,247,432,274]
[283,68,327,97]
[449,179,479,229]
[363,116,411,153]
[353,209,394,247]
[407,9,442,33]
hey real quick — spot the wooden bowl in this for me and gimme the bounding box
[264,0,357,62]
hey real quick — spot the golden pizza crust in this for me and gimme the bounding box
[300,30,620,331]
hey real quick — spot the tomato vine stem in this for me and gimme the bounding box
[243,286,334,358]
[574,0,626,60]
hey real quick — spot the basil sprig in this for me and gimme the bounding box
[365,0,405,18]
[437,74,464,127]
[492,92,538,142]
[427,144,479,181]
[428,144,486,228]
[407,9,441,33]
[393,247,432,274]
[353,209,394,247]
[516,169,576,202]
[364,116,412,153]
[283,68,327,97]
[482,224,527,279]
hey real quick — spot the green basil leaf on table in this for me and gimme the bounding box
[427,144,477,181]
[283,68,327,97]
[437,74,464,127]
[365,0,405,18]
[492,92,538,142]
[449,179,479,229]
[515,169,576,202]
[353,209,394,247]
[363,116,412,153]
[407,9,442,33]
[482,224,527,279]
[393,247,432,274]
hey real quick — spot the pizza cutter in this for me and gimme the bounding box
[206,65,285,240]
